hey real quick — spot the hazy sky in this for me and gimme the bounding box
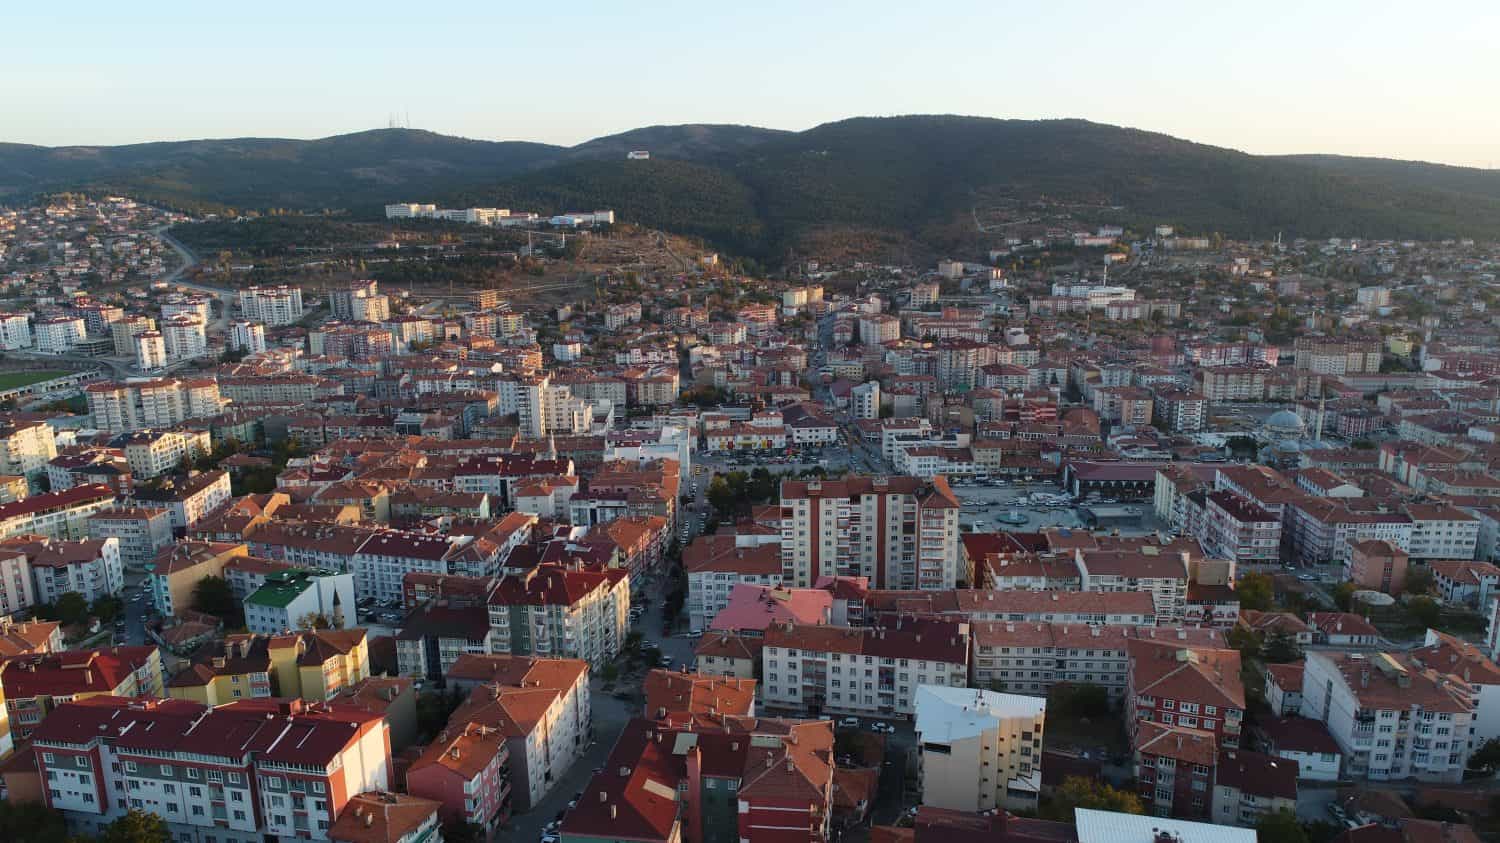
[10,1,1499,167]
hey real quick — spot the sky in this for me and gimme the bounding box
[9,0,1499,168]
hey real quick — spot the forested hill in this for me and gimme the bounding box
[5,117,1500,257]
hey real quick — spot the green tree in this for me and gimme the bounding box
[1263,628,1303,664]
[53,591,90,626]
[192,576,238,617]
[1255,809,1309,843]
[1469,737,1500,771]
[1042,776,1144,820]
[1403,566,1435,596]
[91,595,125,625]
[1333,582,1357,612]
[1237,572,1274,612]
[0,800,71,843]
[1407,596,1441,629]
[100,808,171,843]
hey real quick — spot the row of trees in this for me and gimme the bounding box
[0,802,166,843]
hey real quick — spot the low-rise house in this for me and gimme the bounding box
[1309,612,1382,647]
[1211,747,1298,827]
[1254,716,1343,781]
[693,631,762,679]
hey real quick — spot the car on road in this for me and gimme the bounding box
[869,722,896,734]
[838,716,860,728]
[541,835,560,843]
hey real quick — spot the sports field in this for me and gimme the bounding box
[0,370,70,390]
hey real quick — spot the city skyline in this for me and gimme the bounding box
[8,0,1499,168]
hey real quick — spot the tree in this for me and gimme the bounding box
[1469,737,1500,771]
[1403,566,1435,596]
[1407,596,1441,629]
[53,591,90,626]
[1332,582,1358,613]
[100,808,171,843]
[91,595,125,625]
[1049,683,1111,718]
[1255,809,1309,843]
[295,612,332,630]
[1042,776,1144,820]
[192,576,238,618]
[1263,628,1303,664]
[1237,572,1274,612]
[0,800,71,843]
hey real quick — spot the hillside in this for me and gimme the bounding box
[0,129,563,213]
[5,118,1500,258]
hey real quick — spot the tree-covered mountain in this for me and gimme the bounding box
[4,117,1499,256]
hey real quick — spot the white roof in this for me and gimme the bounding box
[1074,808,1257,843]
[913,685,1045,743]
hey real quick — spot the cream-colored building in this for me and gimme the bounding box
[0,419,56,487]
[914,684,1046,812]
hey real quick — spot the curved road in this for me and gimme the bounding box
[153,225,232,334]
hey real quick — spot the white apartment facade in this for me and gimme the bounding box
[914,685,1046,812]
[238,285,304,326]
[34,316,86,353]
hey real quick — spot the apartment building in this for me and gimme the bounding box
[10,537,124,605]
[562,716,834,843]
[244,568,357,635]
[87,507,174,570]
[684,536,783,633]
[32,696,389,842]
[914,685,1045,812]
[1294,336,1382,375]
[1211,748,1299,827]
[144,541,248,618]
[329,792,441,843]
[161,313,207,360]
[0,485,117,541]
[229,320,266,354]
[33,316,86,353]
[85,378,226,434]
[131,469,231,530]
[851,380,881,420]
[0,312,33,350]
[267,629,371,702]
[1405,504,1480,561]
[443,654,591,811]
[1429,560,1500,609]
[861,587,1158,626]
[1302,651,1474,782]
[970,623,1223,700]
[0,419,57,486]
[779,475,963,591]
[238,284,305,326]
[487,563,631,667]
[1075,546,1191,623]
[1126,639,1245,749]
[1194,366,1269,402]
[406,722,512,834]
[1196,490,1281,566]
[351,531,470,603]
[0,646,164,740]
[114,428,206,478]
[166,634,275,705]
[761,619,969,718]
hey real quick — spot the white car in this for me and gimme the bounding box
[839,716,860,728]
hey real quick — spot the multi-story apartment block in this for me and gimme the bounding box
[1405,504,1479,561]
[243,568,358,636]
[0,485,117,541]
[31,695,389,842]
[238,284,305,326]
[1410,630,1500,750]
[1294,336,1382,375]
[442,654,591,811]
[1210,748,1299,827]
[33,316,86,354]
[87,507,174,570]
[9,537,124,605]
[85,379,226,434]
[562,715,834,843]
[406,721,512,834]
[779,475,963,591]
[131,469,231,531]
[1302,651,1474,782]
[914,685,1046,812]
[1197,490,1281,565]
[144,541,248,618]
[0,418,56,487]
[761,619,970,718]
[0,312,32,350]
[1134,721,1217,820]
[0,646,164,739]
[229,320,267,354]
[1126,639,1245,749]
[1193,366,1268,402]
[487,564,630,667]
[134,331,167,369]
[969,623,1224,700]
[684,536,783,633]
[114,428,206,478]
[161,313,207,360]
[1153,390,1208,433]
[109,315,154,356]
[851,380,881,420]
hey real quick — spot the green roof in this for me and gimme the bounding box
[245,570,315,608]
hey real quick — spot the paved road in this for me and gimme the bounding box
[153,225,232,335]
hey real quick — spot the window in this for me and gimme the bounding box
[312,781,325,794]
[187,767,201,780]
[42,753,55,764]
[76,756,89,768]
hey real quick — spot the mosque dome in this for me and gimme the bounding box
[1263,409,1306,439]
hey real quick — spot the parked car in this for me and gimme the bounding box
[838,716,860,728]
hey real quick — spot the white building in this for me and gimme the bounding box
[229,321,267,354]
[1302,650,1474,782]
[914,685,1046,812]
[161,313,207,361]
[27,537,124,605]
[0,313,32,350]
[1074,808,1255,843]
[134,331,167,370]
[34,316,86,354]
[0,418,58,486]
[238,285,304,326]
[851,380,881,420]
[242,568,358,635]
